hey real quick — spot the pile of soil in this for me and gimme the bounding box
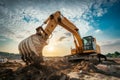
[0,58,120,80]
[0,59,70,80]
[72,61,98,73]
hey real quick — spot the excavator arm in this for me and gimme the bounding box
[36,11,83,54]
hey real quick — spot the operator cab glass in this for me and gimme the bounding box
[83,36,96,50]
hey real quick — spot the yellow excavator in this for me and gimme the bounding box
[19,11,106,65]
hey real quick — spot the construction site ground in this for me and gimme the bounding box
[0,57,120,80]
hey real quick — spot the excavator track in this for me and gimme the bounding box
[65,53,107,63]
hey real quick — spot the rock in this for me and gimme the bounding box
[108,65,120,73]
[67,72,80,79]
[96,64,109,72]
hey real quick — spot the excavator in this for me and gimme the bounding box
[18,11,107,65]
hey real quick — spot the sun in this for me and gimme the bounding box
[47,46,54,51]
[46,44,55,52]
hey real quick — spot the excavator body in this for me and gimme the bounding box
[68,36,106,62]
[18,11,106,65]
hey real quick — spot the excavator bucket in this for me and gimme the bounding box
[18,34,47,65]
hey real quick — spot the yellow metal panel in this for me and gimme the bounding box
[83,50,96,53]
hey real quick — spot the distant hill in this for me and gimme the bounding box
[0,52,20,59]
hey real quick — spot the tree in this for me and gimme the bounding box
[106,51,120,58]
[106,53,112,57]
[114,51,120,57]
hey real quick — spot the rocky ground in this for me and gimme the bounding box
[0,58,120,80]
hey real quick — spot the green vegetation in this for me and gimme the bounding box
[106,51,120,58]
[0,52,20,59]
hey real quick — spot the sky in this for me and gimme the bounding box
[0,0,120,56]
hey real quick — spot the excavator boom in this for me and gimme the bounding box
[39,11,83,53]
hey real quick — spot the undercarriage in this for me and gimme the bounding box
[65,53,107,63]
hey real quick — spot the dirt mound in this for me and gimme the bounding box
[0,58,120,80]
[0,60,69,80]
[72,61,98,73]
[0,62,22,80]
[15,64,69,80]
[0,60,100,80]
[0,61,22,68]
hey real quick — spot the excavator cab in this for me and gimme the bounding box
[83,36,96,51]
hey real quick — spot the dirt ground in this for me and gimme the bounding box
[0,58,120,80]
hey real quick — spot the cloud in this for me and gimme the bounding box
[90,0,118,17]
[93,8,107,17]
[72,19,93,36]
[64,32,71,37]
[100,39,120,46]
[22,15,39,23]
[95,29,102,33]
[0,0,118,42]
[0,36,11,42]
[0,0,119,53]
[100,39,120,54]
[0,0,5,7]
[57,36,67,42]
[0,38,6,41]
